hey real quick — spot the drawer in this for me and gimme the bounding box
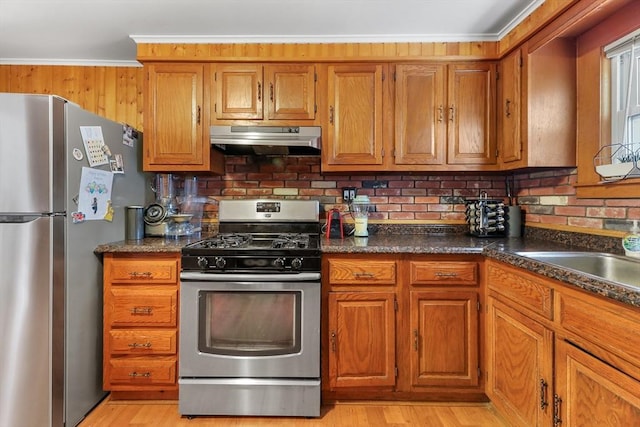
[559,292,640,369]
[487,263,553,319]
[107,256,178,283]
[109,330,177,355]
[107,356,177,386]
[328,259,397,285]
[409,261,478,286]
[108,287,177,327]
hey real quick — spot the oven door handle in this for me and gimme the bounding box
[180,272,321,282]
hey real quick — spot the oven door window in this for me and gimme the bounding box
[198,291,302,356]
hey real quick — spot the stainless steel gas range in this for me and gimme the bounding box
[179,199,321,418]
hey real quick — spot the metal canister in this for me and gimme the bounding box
[125,206,145,240]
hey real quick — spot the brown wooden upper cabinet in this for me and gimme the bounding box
[394,64,447,166]
[446,63,497,166]
[498,39,576,170]
[322,62,497,172]
[323,63,387,171]
[143,63,224,173]
[211,63,317,123]
[395,63,497,169]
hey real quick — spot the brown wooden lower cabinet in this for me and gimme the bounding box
[322,254,484,401]
[486,259,640,427]
[103,252,180,399]
[486,296,554,426]
[411,290,479,388]
[555,339,640,426]
[328,291,396,388]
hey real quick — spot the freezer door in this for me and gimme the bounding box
[0,216,54,427]
[0,93,56,214]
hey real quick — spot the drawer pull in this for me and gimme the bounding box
[128,371,151,378]
[434,272,459,278]
[130,306,153,315]
[128,271,152,279]
[128,342,152,349]
[353,272,375,279]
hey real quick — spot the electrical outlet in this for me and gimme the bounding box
[342,187,356,203]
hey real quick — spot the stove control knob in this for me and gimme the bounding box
[291,258,303,270]
[214,256,226,269]
[274,257,286,270]
[197,256,209,269]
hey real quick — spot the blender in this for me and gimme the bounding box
[175,175,206,236]
[350,195,373,237]
[152,173,178,214]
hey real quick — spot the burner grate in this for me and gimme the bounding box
[200,233,252,249]
[271,233,310,249]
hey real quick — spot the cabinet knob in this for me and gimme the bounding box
[505,99,512,118]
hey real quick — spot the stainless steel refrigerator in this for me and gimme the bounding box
[0,93,149,427]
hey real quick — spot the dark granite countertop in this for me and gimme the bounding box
[321,234,495,254]
[483,239,640,309]
[94,231,640,309]
[94,236,204,254]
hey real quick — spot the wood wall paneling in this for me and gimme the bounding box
[136,42,500,62]
[0,65,144,130]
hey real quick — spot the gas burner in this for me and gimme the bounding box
[201,233,252,249]
[272,233,311,249]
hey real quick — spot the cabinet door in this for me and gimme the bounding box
[447,63,497,165]
[487,297,554,427]
[499,48,523,166]
[394,64,447,165]
[213,64,263,119]
[325,64,386,167]
[328,292,396,388]
[144,63,209,170]
[410,290,479,387]
[555,339,640,427]
[265,64,316,120]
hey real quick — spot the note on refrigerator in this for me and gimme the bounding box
[80,126,109,167]
[77,167,114,221]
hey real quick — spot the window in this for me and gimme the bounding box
[606,30,640,163]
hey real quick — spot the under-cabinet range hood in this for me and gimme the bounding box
[211,126,321,155]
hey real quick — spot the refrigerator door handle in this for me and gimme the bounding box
[0,214,48,223]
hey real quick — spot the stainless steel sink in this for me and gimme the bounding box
[514,251,640,289]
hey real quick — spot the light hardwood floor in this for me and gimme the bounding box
[78,397,510,426]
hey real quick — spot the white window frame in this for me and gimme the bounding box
[606,29,640,163]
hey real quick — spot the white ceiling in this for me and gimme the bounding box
[0,0,544,66]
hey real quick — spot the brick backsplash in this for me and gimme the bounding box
[183,156,640,234]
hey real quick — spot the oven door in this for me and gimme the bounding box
[179,272,320,379]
